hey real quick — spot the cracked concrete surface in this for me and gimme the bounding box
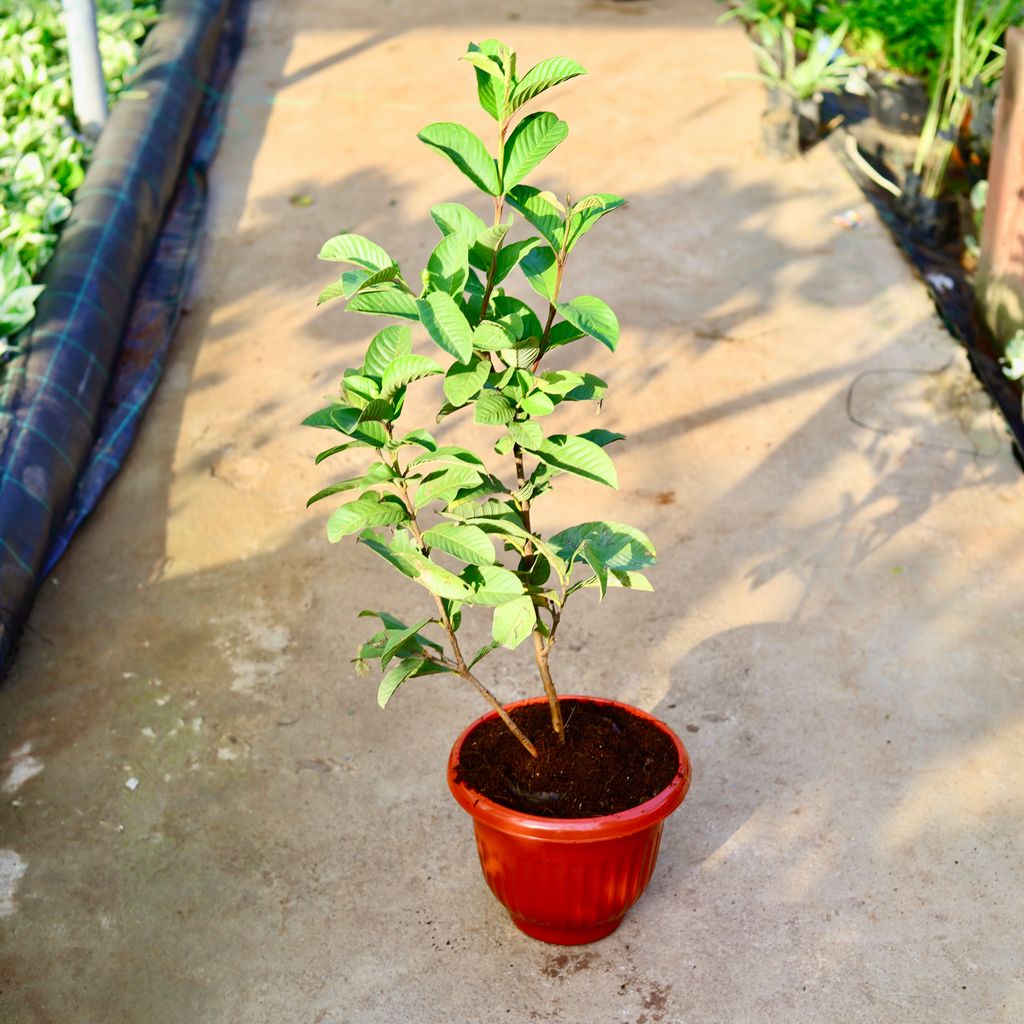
[2,1,1023,1021]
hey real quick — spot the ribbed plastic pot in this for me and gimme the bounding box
[447,696,692,945]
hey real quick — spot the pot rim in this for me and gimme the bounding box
[447,695,692,841]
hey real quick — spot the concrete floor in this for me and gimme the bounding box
[2,1,1023,1021]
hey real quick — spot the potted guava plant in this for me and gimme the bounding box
[304,39,691,945]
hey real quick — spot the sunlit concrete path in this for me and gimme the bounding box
[2,1,1023,1021]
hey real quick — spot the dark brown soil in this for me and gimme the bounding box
[454,700,679,818]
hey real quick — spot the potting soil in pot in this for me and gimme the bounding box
[454,700,679,818]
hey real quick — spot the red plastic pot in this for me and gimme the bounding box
[447,695,692,945]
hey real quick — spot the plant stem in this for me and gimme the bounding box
[512,442,565,741]
[389,456,538,757]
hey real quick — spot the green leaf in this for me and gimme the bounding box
[579,541,608,599]
[465,39,510,120]
[408,445,485,469]
[442,499,520,523]
[403,551,474,600]
[509,56,587,113]
[470,220,513,272]
[417,122,501,196]
[357,398,398,424]
[492,594,536,649]
[315,442,362,464]
[520,245,558,301]
[443,355,491,407]
[302,406,389,447]
[472,320,515,351]
[550,521,656,572]
[430,203,487,248]
[347,286,420,321]
[426,233,470,296]
[506,186,565,249]
[553,295,619,351]
[307,462,395,507]
[509,420,543,450]
[546,321,585,349]
[582,570,653,592]
[519,390,555,417]
[490,296,543,341]
[474,393,516,425]
[493,237,544,284]
[327,494,408,540]
[414,466,483,509]
[462,564,526,606]
[564,373,608,402]
[578,428,625,448]
[567,193,626,251]
[379,619,440,667]
[342,372,381,408]
[422,522,496,566]
[323,265,404,304]
[459,516,568,585]
[363,326,413,379]
[317,234,393,271]
[467,641,500,669]
[377,658,426,708]
[417,292,474,364]
[502,112,569,191]
[535,434,618,488]
[395,429,438,451]
[380,354,444,398]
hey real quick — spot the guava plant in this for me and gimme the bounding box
[304,40,655,757]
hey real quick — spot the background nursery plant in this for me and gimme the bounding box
[304,39,656,761]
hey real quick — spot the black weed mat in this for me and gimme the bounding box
[822,96,1024,468]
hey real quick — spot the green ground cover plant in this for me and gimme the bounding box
[304,40,656,756]
[0,0,158,353]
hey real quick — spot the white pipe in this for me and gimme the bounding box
[61,0,107,139]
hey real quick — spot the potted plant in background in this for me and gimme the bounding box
[303,39,691,945]
[905,0,1019,242]
[727,18,861,158]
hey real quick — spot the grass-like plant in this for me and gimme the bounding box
[304,40,656,757]
[911,0,1019,199]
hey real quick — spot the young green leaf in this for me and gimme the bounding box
[535,434,618,488]
[377,658,425,708]
[363,325,413,379]
[472,320,515,350]
[417,122,501,196]
[430,202,488,247]
[443,355,491,407]
[508,56,587,113]
[567,193,626,251]
[519,390,555,417]
[550,521,656,572]
[545,321,586,349]
[414,466,484,509]
[461,564,526,606]
[342,372,381,408]
[493,237,544,284]
[314,441,363,464]
[473,393,516,425]
[470,220,513,272]
[327,494,408,540]
[578,541,608,599]
[553,295,619,351]
[426,233,470,296]
[490,295,543,341]
[505,186,565,248]
[307,462,395,507]
[356,398,398,424]
[380,353,444,398]
[502,112,569,191]
[422,521,497,566]
[417,291,474,364]
[519,245,558,301]
[407,445,485,469]
[581,569,653,592]
[318,234,393,271]
[347,285,420,321]
[509,420,543,450]
[492,594,536,649]
[465,39,510,120]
